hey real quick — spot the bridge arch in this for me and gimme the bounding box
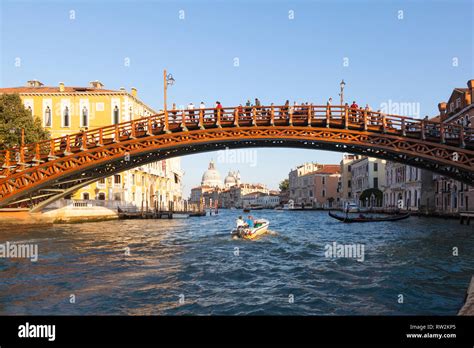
[0,104,472,211]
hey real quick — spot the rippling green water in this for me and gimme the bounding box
[0,210,472,315]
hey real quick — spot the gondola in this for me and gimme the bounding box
[328,211,410,223]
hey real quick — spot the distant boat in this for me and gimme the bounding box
[282,200,294,210]
[243,208,251,213]
[250,204,264,210]
[328,211,410,223]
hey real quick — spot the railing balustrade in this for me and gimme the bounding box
[0,105,471,173]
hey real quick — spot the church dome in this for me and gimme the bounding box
[201,160,222,187]
[225,172,237,185]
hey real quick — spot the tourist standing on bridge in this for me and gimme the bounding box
[200,102,206,119]
[350,101,359,123]
[236,104,244,118]
[215,101,223,120]
[187,102,195,122]
[255,98,261,117]
[171,103,178,120]
[245,100,251,118]
[327,97,332,117]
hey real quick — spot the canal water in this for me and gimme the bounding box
[0,210,472,315]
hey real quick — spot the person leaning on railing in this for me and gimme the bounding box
[327,97,332,117]
[171,103,178,120]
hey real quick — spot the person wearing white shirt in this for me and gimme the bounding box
[187,102,195,121]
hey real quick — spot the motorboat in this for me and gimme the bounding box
[231,219,270,240]
[328,211,410,223]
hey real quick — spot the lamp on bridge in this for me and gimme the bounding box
[339,79,346,106]
[163,69,175,133]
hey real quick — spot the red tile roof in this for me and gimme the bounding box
[315,165,341,174]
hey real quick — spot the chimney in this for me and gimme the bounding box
[26,80,44,88]
[131,87,137,97]
[59,82,65,92]
[89,80,104,89]
[438,102,447,121]
[467,79,474,106]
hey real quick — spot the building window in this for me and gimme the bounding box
[456,98,461,109]
[114,193,121,201]
[82,192,90,200]
[373,177,379,189]
[129,106,133,121]
[322,177,325,185]
[374,163,378,172]
[98,192,106,200]
[322,189,326,197]
[114,175,121,185]
[113,105,120,124]
[44,106,52,127]
[131,174,135,185]
[82,106,89,128]
[63,106,70,127]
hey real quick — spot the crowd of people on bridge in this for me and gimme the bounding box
[52,96,470,153]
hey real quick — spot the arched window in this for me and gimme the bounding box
[63,106,70,127]
[82,106,89,127]
[44,106,52,127]
[113,105,120,124]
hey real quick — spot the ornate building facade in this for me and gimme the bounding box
[0,80,182,210]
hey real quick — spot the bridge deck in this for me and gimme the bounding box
[0,104,473,209]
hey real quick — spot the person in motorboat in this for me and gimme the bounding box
[245,215,255,228]
[236,216,246,228]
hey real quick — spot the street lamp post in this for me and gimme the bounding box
[339,79,346,106]
[163,69,175,132]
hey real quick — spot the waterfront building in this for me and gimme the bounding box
[382,162,435,212]
[240,191,280,209]
[190,160,223,207]
[220,183,269,208]
[343,156,386,208]
[432,79,474,213]
[0,80,182,210]
[189,161,270,208]
[338,154,358,208]
[288,162,340,208]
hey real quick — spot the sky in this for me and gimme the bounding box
[1,0,473,196]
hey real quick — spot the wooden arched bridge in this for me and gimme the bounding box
[0,104,473,211]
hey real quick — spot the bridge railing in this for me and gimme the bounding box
[0,105,471,174]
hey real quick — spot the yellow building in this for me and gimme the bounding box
[0,80,183,209]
